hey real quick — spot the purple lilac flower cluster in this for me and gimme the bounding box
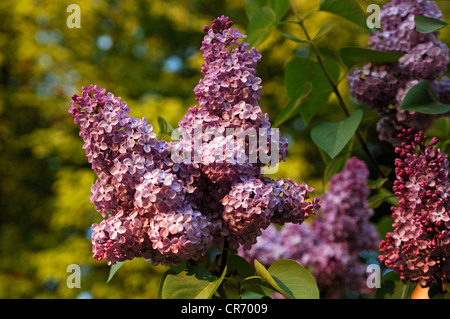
[70,16,320,266]
[239,157,380,298]
[379,129,450,287]
[347,0,450,145]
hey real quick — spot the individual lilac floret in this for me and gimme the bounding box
[239,157,379,298]
[379,129,450,287]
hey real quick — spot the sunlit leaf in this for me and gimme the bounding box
[246,6,277,48]
[161,265,226,299]
[255,259,319,299]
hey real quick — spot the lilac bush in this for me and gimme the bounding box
[379,129,450,287]
[239,157,380,298]
[69,16,319,266]
[66,0,450,299]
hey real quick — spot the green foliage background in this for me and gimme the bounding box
[1,0,449,298]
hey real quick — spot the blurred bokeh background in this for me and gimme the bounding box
[1,0,449,298]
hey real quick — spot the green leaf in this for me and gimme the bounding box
[240,276,273,297]
[399,80,450,115]
[273,82,312,127]
[246,6,277,48]
[157,116,174,136]
[376,215,394,240]
[169,260,187,274]
[414,15,448,33]
[310,109,363,159]
[107,261,124,283]
[283,57,340,124]
[319,0,368,29]
[338,47,404,69]
[375,271,415,299]
[313,22,334,41]
[378,187,398,206]
[281,33,308,43]
[227,254,255,280]
[284,58,315,98]
[158,269,175,299]
[322,150,351,186]
[429,283,450,299]
[255,259,319,299]
[367,177,388,190]
[92,172,99,185]
[267,0,290,22]
[245,0,267,19]
[367,193,396,209]
[161,265,226,299]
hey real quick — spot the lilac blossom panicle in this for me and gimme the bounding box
[239,157,380,298]
[379,129,450,287]
[69,16,320,266]
[347,0,450,145]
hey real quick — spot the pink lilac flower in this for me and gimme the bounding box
[379,129,450,287]
[239,157,379,298]
[70,16,320,265]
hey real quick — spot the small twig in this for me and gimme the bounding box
[219,237,229,275]
[215,237,229,299]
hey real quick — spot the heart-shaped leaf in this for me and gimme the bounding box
[310,109,363,159]
[399,80,450,114]
[282,57,340,125]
